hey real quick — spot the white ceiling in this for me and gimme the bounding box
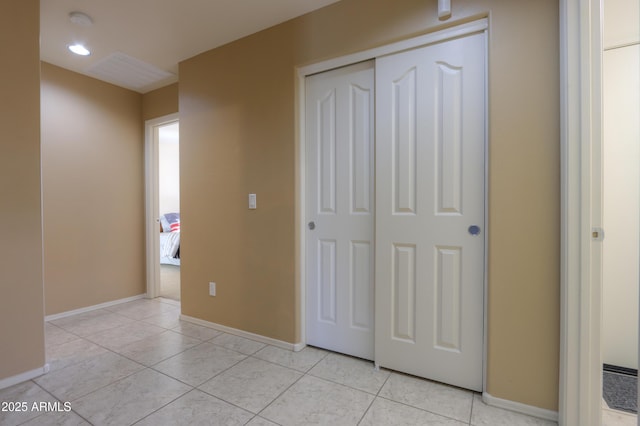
[40,0,341,93]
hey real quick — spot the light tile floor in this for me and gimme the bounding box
[0,298,565,425]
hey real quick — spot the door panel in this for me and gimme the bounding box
[306,61,375,360]
[375,33,486,391]
[318,240,337,324]
[392,67,418,214]
[392,243,417,342]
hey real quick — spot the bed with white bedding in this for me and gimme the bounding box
[160,213,180,265]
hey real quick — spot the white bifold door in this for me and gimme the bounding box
[306,31,486,391]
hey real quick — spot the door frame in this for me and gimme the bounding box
[559,0,603,424]
[144,113,180,299]
[295,17,489,388]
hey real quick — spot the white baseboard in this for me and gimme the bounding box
[45,294,147,322]
[482,392,559,422]
[292,342,306,352]
[180,315,302,352]
[0,364,50,390]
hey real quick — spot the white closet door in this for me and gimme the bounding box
[375,33,486,391]
[306,61,375,360]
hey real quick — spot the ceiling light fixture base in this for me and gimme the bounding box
[69,11,93,27]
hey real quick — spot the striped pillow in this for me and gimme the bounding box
[161,213,180,232]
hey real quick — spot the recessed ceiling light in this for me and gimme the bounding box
[68,44,91,56]
[69,11,93,27]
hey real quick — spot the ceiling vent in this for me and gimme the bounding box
[85,52,175,93]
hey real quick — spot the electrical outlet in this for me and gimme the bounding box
[209,282,216,296]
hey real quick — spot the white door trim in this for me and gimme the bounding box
[298,18,488,78]
[559,0,603,425]
[295,17,489,389]
[144,113,179,299]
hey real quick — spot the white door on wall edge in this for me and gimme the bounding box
[374,32,486,391]
[305,60,375,360]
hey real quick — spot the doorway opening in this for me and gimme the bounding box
[158,122,181,300]
[145,113,180,301]
[601,0,639,419]
[560,0,639,423]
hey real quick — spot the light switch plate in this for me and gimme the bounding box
[249,193,257,209]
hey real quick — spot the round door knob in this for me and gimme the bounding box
[468,225,481,236]
[308,221,316,230]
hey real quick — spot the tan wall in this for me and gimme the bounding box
[143,83,179,121]
[179,0,559,411]
[41,63,146,315]
[0,0,45,380]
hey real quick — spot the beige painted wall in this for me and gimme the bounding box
[41,63,146,315]
[179,0,560,411]
[0,0,45,381]
[143,83,179,121]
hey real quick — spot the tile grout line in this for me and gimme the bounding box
[39,301,185,423]
[249,345,330,374]
[254,370,307,421]
[37,345,148,404]
[373,394,473,424]
[355,367,394,425]
[43,309,196,415]
[250,348,332,422]
[181,347,278,414]
[469,391,475,425]
[128,386,195,426]
[194,385,267,422]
